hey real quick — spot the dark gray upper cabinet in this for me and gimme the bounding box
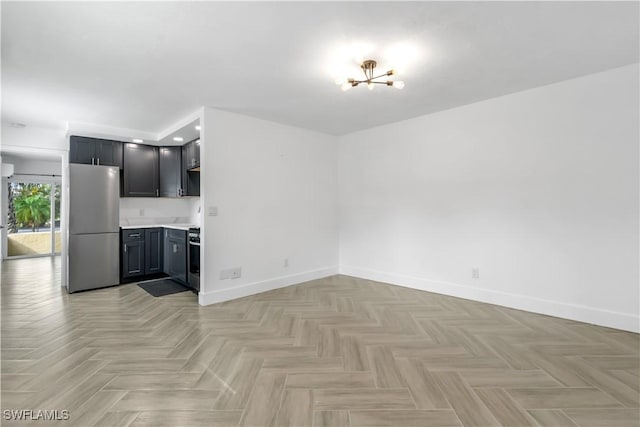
[122,229,145,279]
[123,143,159,197]
[144,228,164,275]
[95,140,123,167]
[159,147,183,197]
[164,229,187,284]
[70,136,96,165]
[182,140,201,196]
[186,171,200,197]
[183,139,200,170]
[70,136,123,168]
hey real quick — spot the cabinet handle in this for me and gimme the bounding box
[156,189,159,197]
[97,158,100,165]
[124,243,127,253]
[129,233,140,238]
[173,244,177,253]
[91,157,95,165]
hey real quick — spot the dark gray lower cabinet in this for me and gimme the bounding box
[144,228,164,275]
[164,229,187,284]
[122,230,145,279]
[122,228,164,281]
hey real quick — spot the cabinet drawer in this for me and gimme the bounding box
[122,229,145,242]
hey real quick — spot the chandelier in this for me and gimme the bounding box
[338,59,405,92]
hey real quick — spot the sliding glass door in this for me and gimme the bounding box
[6,181,61,257]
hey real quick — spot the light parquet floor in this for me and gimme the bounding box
[1,257,639,426]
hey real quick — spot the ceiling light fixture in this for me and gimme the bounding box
[132,138,143,143]
[195,125,201,131]
[338,59,404,92]
[173,137,184,142]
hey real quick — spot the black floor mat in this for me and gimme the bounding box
[138,278,190,297]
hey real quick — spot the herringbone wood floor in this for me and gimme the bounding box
[1,258,639,427]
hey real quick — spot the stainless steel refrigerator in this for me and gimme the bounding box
[69,164,120,292]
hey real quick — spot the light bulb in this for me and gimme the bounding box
[341,82,352,92]
[367,82,375,91]
[393,81,405,90]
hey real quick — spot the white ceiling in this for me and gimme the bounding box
[2,2,638,136]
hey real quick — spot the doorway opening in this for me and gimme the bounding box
[6,180,61,258]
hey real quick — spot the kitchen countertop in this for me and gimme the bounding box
[120,223,197,231]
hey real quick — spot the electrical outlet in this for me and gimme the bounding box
[220,267,242,280]
[208,206,218,217]
[472,268,480,279]
[283,258,289,268]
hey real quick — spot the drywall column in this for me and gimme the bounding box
[199,108,339,305]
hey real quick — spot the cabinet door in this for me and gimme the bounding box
[186,171,200,196]
[123,143,159,197]
[193,139,200,168]
[122,239,145,279]
[181,144,190,194]
[70,136,97,165]
[163,229,171,276]
[144,228,164,275]
[96,140,123,168]
[168,240,187,284]
[183,141,198,169]
[189,139,200,169]
[165,230,187,284]
[159,147,182,197]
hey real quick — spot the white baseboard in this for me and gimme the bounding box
[198,266,339,306]
[340,265,640,333]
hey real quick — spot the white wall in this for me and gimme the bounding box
[2,154,61,176]
[339,64,639,332]
[199,108,339,304]
[1,124,68,151]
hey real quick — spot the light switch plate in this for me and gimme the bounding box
[208,206,218,216]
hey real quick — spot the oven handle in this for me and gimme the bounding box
[189,241,200,246]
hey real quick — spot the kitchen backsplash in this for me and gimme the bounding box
[189,198,201,225]
[120,197,200,226]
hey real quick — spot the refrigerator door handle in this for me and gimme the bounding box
[124,243,127,253]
